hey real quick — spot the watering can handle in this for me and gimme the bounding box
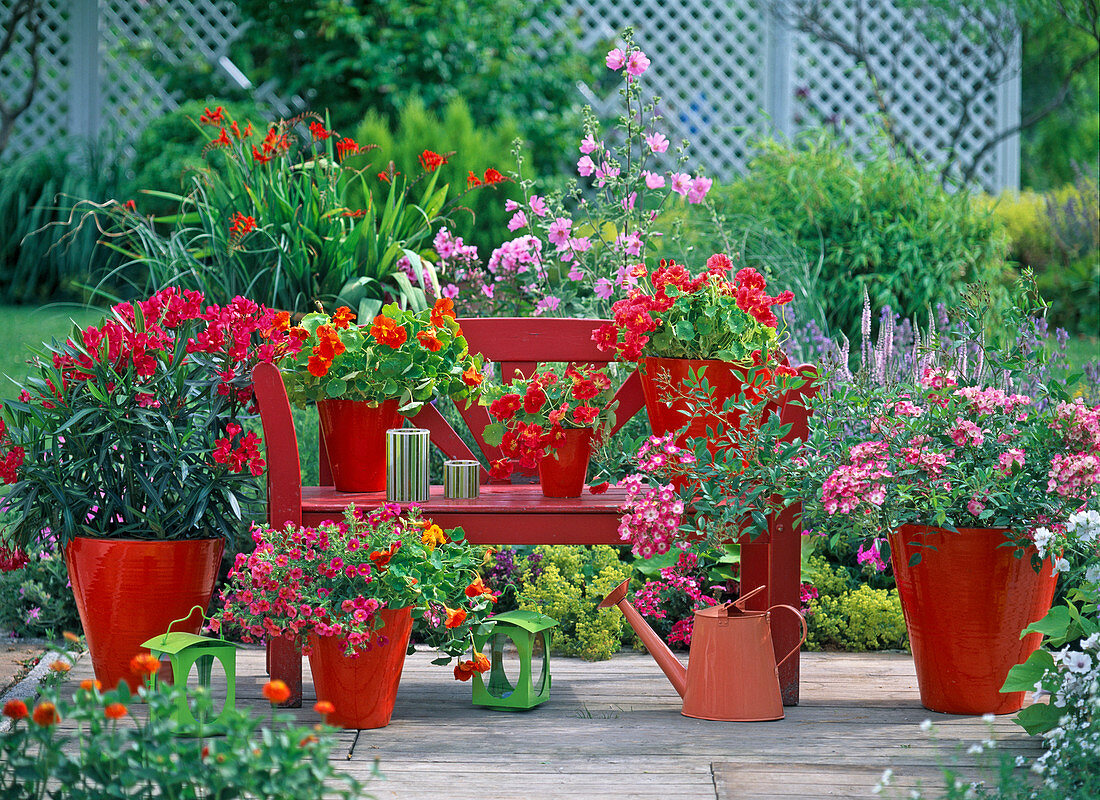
[766,604,808,669]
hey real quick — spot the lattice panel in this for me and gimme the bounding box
[790,0,1011,189]
[1,0,70,156]
[558,0,771,179]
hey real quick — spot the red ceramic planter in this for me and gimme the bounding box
[308,607,414,729]
[889,525,1058,715]
[317,397,403,492]
[538,428,594,498]
[64,536,224,692]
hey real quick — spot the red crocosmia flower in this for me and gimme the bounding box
[32,702,59,727]
[378,172,392,183]
[129,653,161,677]
[211,127,232,148]
[229,212,257,238]
[2,699,28,719]
[453,660,476,681]
[262,680,291,704]
[309,121,331,141]
[418,149,448,172]
[444,606,467,628]
[467,170,482,188]
[104,703,127,720]
[252,145,272,164]
[482,168,505,185]
[122,199,137,212]
[430,298,456,327]
[588,482,610,495]
[370,316,407,348]
[335,138,360,161]
[331,306,356,329]
[416,329,444,352]
[461,366,483,387]
[199,106,224,126]
[489,394,522,420]
[573,405,599,425]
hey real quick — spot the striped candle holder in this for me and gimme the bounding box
[386,428,430,503]
[443,460,481,499]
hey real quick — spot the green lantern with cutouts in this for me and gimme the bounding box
[140,607,240,734]
[472,610,557,710]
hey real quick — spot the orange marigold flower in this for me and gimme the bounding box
[104,702,127,720]
[32,702,59,727]
[430,297,456,327]
[453,660,476,681]
[3,699,28,719]
[79,679,102,692]
[461,366,484,387]
[307,355,331,378]
[473,652,490,672]
[416,328,443,352]
[262,679,291,704]
[419,149,448,172]
[199,106,225,126]
[332,306,356,329]
[444,606,467,629]
[314,700,335,716]
[49,660,71,673]
[370,315,407,348]
[129,652,161,678]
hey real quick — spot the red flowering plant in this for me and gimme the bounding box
[214,505,497,679]
[480,363,618,481]
[0,288,299,553]
[90,107,504,317]
[280,298,485,413]
[593,254,794,363]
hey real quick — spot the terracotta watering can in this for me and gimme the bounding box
[598,582,806,721]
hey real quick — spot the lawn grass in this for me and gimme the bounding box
[0,303,104,401]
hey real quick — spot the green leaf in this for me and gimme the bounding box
[482,421,506,447]
[1013,701,1064,736]
[1022,605,1072,640]
[1000,649,1054,692]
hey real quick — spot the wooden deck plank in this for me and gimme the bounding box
[50,648,1042,800]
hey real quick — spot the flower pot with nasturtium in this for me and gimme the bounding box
[214,505,498,728]
[480,363,618,496]
[0,289,296,690]
[280,299,487,491]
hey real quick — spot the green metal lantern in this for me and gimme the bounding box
[472,610,557,710]
[140,607,240,733]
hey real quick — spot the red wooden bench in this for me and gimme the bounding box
[252,318,815,707]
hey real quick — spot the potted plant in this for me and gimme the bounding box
[810,287,1100,715]
[480,363,617,496]
[214,504,497,728]
[592,255,796,444]
[0,289,296,691]
[279,299,486,492]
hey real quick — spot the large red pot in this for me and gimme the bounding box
[538,428,594,498]
[64,536,224,692]
[317,397,403,492]
[889,525,1058,715]
[308,606,413,729]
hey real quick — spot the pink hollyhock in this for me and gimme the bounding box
[643,170,666,189]
[626,50,651,77]
[606,48,627,70]
[669,172,691,196]
[644,132,669,153]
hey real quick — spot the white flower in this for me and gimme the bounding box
[1066,509,1100,543]
[1032,526,1054,557]
[1086,564,1100,584]
[967,744,984,754]
[919,719,933,732]
[981,713,995,723]
[1062,651,1093,674]
[1051,557,1070,576]
[1081,632,1099,651]
[1015,755,1026,766]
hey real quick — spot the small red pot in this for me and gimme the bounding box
[307,607,414,729]
[890,525,1058,715]
[538,428,594,498]
[64,536,224,692]
[317,397,403,492]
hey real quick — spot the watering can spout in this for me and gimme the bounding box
[597,580,687,697]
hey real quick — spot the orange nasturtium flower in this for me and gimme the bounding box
[370,315,407,348]
[314,700,335,716]
[332,306,356,329]
[464,576,497,603]
[104,703,128,720]
[32,702,60,727]
[461,366,484,387]
[130,653,161,678]
[2,699,28,719]
[416,328,443,353]
[307,354,332,378]
[473,652,490,672]
[430,298,456,327]
[444,606,467,629]
[262,680,291,704]
[453,660,476,681]
[421,524,447,551]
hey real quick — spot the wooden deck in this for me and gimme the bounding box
[56,647,1043,800]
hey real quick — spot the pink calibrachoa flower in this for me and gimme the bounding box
[856,539,888,572]
[644,132,669,153]
[606,48,627,70]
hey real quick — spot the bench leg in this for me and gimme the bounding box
[740,502,802,706]
[267,635,303,708]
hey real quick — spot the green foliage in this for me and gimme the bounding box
[353,97,524,259]
[710,132,1011,340]
[231,0,590,172]
[0,657,364,799]
[803,556,909,652]
[0,527,80,638]
[518,545,630,661]
[0,145,125,304]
